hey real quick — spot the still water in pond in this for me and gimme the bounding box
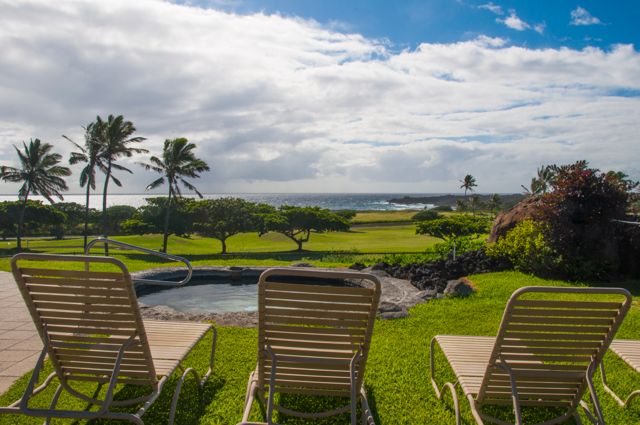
[138,283,258,313]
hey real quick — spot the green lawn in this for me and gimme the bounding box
[1,271,639,424]
[352,210,419,224]
[0,225,440,272]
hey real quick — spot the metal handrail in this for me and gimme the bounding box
[85,237,193,287]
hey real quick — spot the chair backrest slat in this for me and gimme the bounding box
[477,286,632,408]
[11,253,158,387]
[257,268,380,397]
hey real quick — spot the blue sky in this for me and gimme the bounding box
[193,0,639,50]
[0,0,638,194]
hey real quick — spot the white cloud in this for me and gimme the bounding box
[533,22,546,34]
[0,0,638,195]
[570,6,602,26]
[497,10,530,31]
[478,2,503,15]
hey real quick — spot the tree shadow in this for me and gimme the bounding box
[116,250,360,264]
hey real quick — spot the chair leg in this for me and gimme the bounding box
[600,360,640,407]
[580,362,606,425]
[242,372,258,423]
[430,337,461,425]
[168,367,202,425]
[359,385,375,425]
[43,384,64,425]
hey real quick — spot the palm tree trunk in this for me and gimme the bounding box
[83,178,91,251]
[102,162,112,256]
[162,186,173,253]
[16,193,29,251]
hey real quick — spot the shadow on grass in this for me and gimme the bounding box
[87,373,225,425]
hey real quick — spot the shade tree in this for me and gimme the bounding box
[416,215,490,259]
[192,198,259,254]
[260,206,350,251]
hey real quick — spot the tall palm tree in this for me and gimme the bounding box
[521,165,556,196]
[534,165,555,194]
[64,120,106,250]
[459,174,477,198]
[97,114,147,254]
[0,139,71,249]
[138,138,210,253]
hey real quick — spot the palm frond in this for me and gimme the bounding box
[145,177,165,191]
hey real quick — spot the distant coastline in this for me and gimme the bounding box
[388,194,525,208]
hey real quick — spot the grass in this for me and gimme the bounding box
[351,210,419,224]
[0,271,639,424]
[0,225,441,272]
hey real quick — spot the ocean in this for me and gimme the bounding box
[0,193,436,211]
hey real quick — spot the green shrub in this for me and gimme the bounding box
[486,220,557,274]
[434,235,486,258]
[431,205,453,212]
[411,209,441,221]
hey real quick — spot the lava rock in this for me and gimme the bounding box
[379,249,509,292]
[349,262,366,270]
[444,279,475,297]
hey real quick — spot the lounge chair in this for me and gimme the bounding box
[0,253,217,425]
[430,286,632,425]
[600,339,640,407]
[240,268,381,425]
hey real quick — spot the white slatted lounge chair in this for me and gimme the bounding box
[430,286,632,425]
[0,253,217,425]
[240,268,381,425]
[600,339,640,407]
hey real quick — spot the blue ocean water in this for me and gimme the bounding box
[0,193,434,210]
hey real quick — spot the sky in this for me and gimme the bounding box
[0,0,639,195]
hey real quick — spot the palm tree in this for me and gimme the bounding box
[138,138,209,253]
[0,139,71,249]
[64,120,106,250]
[459,174,477,198]
[521,165,556,196]
[487,193,502,214]
[534,165,555,194]
[96,115,147,254]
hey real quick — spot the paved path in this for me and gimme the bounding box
[0,271,41,394]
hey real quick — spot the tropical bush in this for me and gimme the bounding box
[0,200,66,240]
[486,220,557,275]
[334,209,357,220]
[416,214,491,258]
[431,205,453,212]
[411,209,440,221]
[433,235,486,258]
[534,161,636,279]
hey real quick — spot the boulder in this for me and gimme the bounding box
[444,278,475,297]
[378,301,408,319]
[362,266,390,278]
[488,196,541,243]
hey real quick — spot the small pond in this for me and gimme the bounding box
[134,267,354,315]
[136,274,259,314]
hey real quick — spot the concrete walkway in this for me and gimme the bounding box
[0,271,41,394]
